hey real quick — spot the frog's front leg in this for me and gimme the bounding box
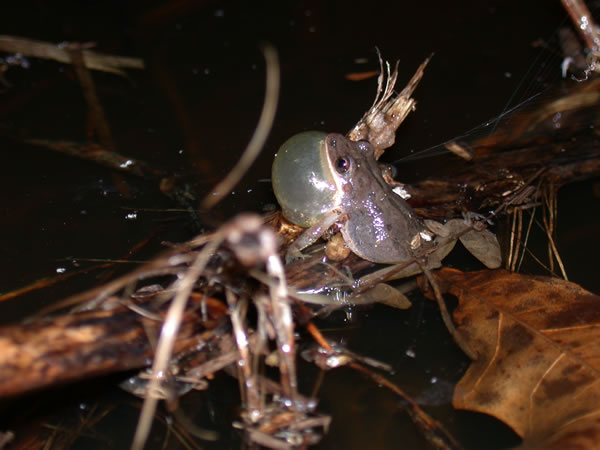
[352,235,457,290]
[285,212,345,263]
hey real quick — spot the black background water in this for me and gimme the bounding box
[1,1,599,448]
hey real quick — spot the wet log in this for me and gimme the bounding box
[0,295,226,398]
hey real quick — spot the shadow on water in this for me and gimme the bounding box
[1,1,598,448]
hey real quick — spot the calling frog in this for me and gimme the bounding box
[271,131,435,264]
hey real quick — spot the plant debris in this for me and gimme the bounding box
[432,268,600,449]
[0,35,144,76]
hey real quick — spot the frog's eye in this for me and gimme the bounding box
[335,157,351,174]
[271,131,337,228]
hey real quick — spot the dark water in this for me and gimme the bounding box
[1,1,599,448]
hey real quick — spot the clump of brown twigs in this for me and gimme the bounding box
[113,210,460,450]
[126,213,332,449]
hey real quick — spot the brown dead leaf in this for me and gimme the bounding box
[458,228,501,269]
[435,268,600,449]
[426,218,501,269]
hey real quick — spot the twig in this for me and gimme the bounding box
[228,291,262,418]
[514,208,524,272]
[419,263,477,360]
[542,184,568,280]
[303,317,462,449]
[265,251,298,401]
[20,139,166,179]
[0,263,112,302]
[348,56,431,158]
[0,35,144,76]
[68,44,117,152]
[561,0,600,57]
[507,209,517,271]
[131,236,223,450]
[0,431,14,449]
[349,362,463,450]
[517,207,537,272]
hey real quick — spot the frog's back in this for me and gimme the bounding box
[341,195,428,264]
[339,150,431,264]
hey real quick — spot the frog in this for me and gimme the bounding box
[271,131,435,264]
[272,131,498,360]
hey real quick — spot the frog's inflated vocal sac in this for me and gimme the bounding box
[272,131,434,264]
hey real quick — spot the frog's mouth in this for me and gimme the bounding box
[320,138,347,207]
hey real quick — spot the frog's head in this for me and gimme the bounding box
[272,131,338,227]
[320,133,378,193]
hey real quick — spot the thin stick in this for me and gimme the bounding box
[0,263,113,302]
[131,236,222,450]
[202,44,280,209]
[419,263,477,360]
[19,138,166,179]
[517,206,537,272]
[0,35,144,76]
[228,292,261,417]
[68,44,116,152]
[542,185,568,280]
[265,253,298,401]
[561,0,600,56]
[304,315,461,448]
[545,225,568,280]
[511,208,523,272]
[507,210,517,270]
[348,362,463,450]
[543,187,555,274]
[523,246,559,277]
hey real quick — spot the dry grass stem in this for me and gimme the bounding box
[202,44,280,209]
[131,236,223,450]
[0,35,144,76]
[561,0,600,61]
[348,54,431,158]
[542,184,568,279]
[68,44,117,153]
[420,264,477,360]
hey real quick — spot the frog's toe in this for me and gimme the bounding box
[285,247,306,264]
